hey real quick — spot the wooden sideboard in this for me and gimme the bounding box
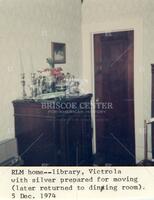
[13,94,93,166]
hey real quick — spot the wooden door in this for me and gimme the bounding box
[94,31,135,165]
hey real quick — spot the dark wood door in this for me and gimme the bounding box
[94,31,135,165]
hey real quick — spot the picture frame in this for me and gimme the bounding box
[52,42,66,64]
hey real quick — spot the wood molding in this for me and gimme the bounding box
[151,64,154,73]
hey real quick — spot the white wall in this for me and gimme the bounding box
[82,0,154,162]
[0,0,82,141]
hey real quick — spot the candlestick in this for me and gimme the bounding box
[21,73,26,99]
[30,73,37,97]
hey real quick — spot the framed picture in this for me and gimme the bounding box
[52,42,66,64]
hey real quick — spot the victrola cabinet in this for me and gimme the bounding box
[13,94,93,166]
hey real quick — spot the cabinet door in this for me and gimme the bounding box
[15,115,57,166]
[57,112,92,166]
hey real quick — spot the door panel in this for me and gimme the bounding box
[94,31,135,165]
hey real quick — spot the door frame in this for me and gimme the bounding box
[86,18,145,162]
[151,64,154,158]
[82,18,146,162]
